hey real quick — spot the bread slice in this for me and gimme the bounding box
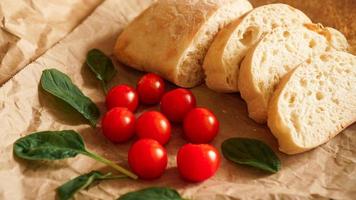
[203,3,311,92]
[114,0,252,88]
[239,24,349,123]
[267,51,356,154]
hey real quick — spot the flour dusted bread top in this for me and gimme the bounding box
[114,0,252,88]
[239,24,349,123]
[203,3,311,92]
[267,51,356,154]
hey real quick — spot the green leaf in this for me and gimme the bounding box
[13,130,138,179]
[86,49,116,94]
[40,69,100,127]
[118,187,184,200]
[57,171,125,200]
[221,137,281,173]
[13,130,86,160]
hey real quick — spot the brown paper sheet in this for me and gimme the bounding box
[0,0,103,85]
[0,0,355,199]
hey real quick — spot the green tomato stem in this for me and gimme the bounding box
[89,120,97,128]
[101,81,108,95]
[85,151,138,180]
[100,174,127,180]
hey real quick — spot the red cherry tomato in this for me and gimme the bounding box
[106,84,139,111]
[136,111,171,145]
[128,139,168,180]
[137,73,165,105]
[177,144,220,182]
[101,107,135,143]
[183,108,219,143]
[160,88,196,123]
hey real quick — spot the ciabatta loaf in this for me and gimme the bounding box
[203,3,311,92]
[239,24,349,123]
[268,51,356,154]
[114,0,252,87]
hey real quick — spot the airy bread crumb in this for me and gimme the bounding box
[203,3,311,92]
[267,51,356,154]
[239,24,349,123]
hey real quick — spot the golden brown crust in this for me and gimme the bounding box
[238,42,268,124]
[267,67,300,154]
[203,17,245,92]
[114,0,252,87]
[304,23,332,43]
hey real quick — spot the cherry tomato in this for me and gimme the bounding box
[137,73,165,105]
[177,144,220,182]
[101,107,135,143]
[183,108,219,143]
[106,84,139,111]
[136,111,171,145]
[128,139,168,180]
[160,88,196,123]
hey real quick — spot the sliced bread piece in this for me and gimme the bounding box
[239,24,349,123]
[114,0,253,88]
[203,3,311,92]
[267,51,356,154]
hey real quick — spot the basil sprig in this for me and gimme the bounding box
[86,49,117,94]
[13,130,137,179]
[57,171,125,200]
[118,187,184,200]
[40,69,100,127]
[221,137,281,173]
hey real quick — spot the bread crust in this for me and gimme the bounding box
[114,0,252,87]
[203,17,245,92]
[267,67,301,154]
[238,42,267,123]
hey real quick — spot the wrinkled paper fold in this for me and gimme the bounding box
[0,0,103,85]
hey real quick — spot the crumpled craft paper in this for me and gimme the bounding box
[0,0,355,199]
[0,0,103,85]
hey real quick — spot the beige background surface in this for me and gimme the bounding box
[0,0,355,199]
[0,0,103,85]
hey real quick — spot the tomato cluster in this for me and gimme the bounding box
[101,73,221,182]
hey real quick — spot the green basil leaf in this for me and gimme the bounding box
[86,49,116,93]
[118,187,184,200]
[221,137,281,173]
[57,171,125,200]
[13,130,86,160]
[13,130,138,179]
[40,69,100,127]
